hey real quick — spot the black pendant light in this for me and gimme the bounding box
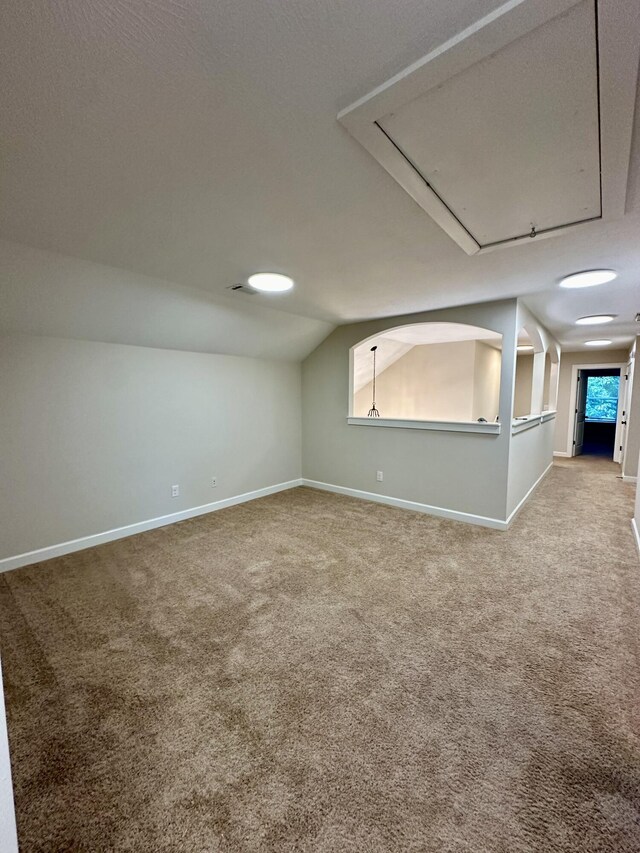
[368,345,380,417]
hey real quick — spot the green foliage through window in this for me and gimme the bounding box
[585,375,619,422]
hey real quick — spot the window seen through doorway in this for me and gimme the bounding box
[585,375,619,423]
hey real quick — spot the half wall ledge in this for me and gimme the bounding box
[511,411,556,434]
[346,417,501,434]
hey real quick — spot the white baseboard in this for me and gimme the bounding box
[622,475,638,484]
[632,518,640,558]
[303,462,553,532]
[553,451,571,457]
[301,479,509,530]
[0,479,302,573]
[2,461,561,571]
[505,462,553,526]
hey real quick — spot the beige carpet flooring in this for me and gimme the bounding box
[1,457,639,852]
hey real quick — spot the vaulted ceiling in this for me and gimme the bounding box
[1,0,639,356]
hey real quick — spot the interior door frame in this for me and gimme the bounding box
[620,358,634,471]
[573,369,588,456]
[565,363,626,462]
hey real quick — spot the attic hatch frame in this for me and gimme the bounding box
[338,0,639,256]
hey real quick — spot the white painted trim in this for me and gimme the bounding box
[303,460,553,531]
[620,358,634,472]
[511,415,542,434]
[541,410,557,423]
[632,518,640,558]
[622,475,638,484]
[553,451,571,457]
[505,461,553,526]
[565,363,626,460]
[347,417,501,434]
[0,479,303,573]
[348,344,355,418]
[302,479,509,530]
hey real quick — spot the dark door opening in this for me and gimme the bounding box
[574,369,620,458]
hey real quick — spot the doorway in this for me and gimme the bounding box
[573,368,622,459]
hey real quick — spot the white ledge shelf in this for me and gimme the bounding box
[511,415,542,434]
[511,411,557,434]
[347,417,501,435]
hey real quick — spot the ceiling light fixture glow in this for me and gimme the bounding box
[247,272,294,292]
[559,270,617,288]
[575,314,615,325]
[584,339,613,346]
[516,345,534,352]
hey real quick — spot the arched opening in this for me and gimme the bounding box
[513,329,534,417]
[543,344,560,411]
[513,325,544,417]
[351,322,503,423]
[543,352,552,410]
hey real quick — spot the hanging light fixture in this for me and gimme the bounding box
[368,345,380,417]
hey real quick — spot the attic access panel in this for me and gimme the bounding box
[379,0,599,247]
[338,0,639,255]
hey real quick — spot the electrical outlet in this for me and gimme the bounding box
[211,476,217,488]
[171,484,180,497]
[376,470,384,482]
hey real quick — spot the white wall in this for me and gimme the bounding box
[506,303,558,515]
[506,419,555,515]
[472,341,501,422]
[513,354,534,417]
[303,299,518,523]
[623,339,640,479]
[0,661,17,853]
[0,334,302,563]
[543,354,552,409]
[634,457,640,554]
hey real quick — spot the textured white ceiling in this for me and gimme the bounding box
[1,0,639,354]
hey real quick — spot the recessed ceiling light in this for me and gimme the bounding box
[516,345,534,352]
[247,272,294,292]
[584,339,613,346]
[575,314,615,325]
[559,270,617,288]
